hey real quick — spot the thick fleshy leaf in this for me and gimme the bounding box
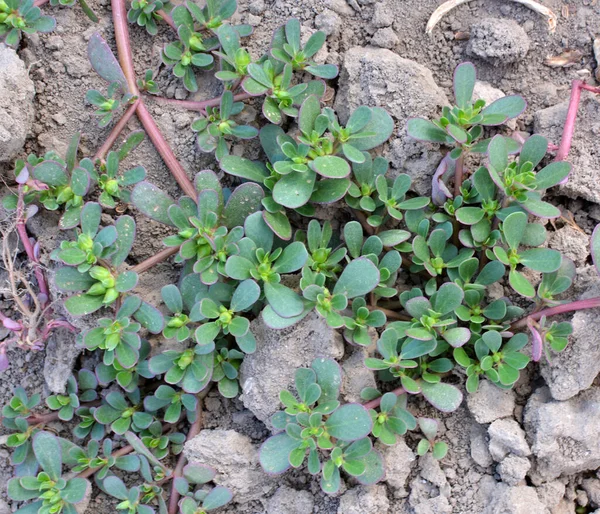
[309,178,350,204]
[112,216,136,267]
[131,182,175,226]
[325,404,372,441]
[520,248,562,273]
[134,301,165,334]
[509,269,535,298]
[431,283,464,315]
[407,118,448,143]
[65,294,104,316]
[34,160,68,187]
[33,431,62,480]
[220,155,268,183]
[202,486,233,510]
[351,108,394,150]
[519,134,548,169]
[442,327,471,348]
[333,258,380,298]
[488,135,508,172]
[88,33,127,90]
[481,95,526,123]
[273,169,316,208]
[520,194,561,219]
[273,241,308,273]
[264,282,304,318]
[231,279,261,312]
[534,162,571,190]
[259,433,301,474]
[299,95,321,135]
[223,183,264,229]
[454,62,475,109]
[55,266,95,291]
[263,211,292,241]
[420,381,463,412]
[310,156,350,178]
[503,211,527,250]
[261,304,311,329]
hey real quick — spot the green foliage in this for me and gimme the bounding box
[93,150,147,208]
[416,418,448,459]
[136,69,159,94]
[86,82,135,127]
[0,0,55,46]
[192,91,258,160]
[127,0,171,35]
[260,358,383,494]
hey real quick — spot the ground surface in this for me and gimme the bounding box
[2,0,600,513]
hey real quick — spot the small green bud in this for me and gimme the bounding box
[103,288,119,304]
[181,51,192,67]
[87,283,107,296]
[104,333,121,351]
[89,266,112,281]
[0,1,9,12]
[189,35,204,52]
[105,179,119,196]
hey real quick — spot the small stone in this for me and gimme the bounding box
[324,0,354,16]
[372,2,393,27]
[43,329,81,394]
[483,484,548,514]
[338,485,390,514]
[53,113,67,126]
[488,419,531,461]
[0,44,35,162]
[473,81,517,130]
[371,28,399,49]
[525,387,600,482]
[536,481,566,510]
[471,424,493,467]
[239,311,344,429]
[381,439,416,497]
[548,226,590,268]
[341,347,376,403]
[247,14,261,26]
[315,9,341,36]
[467,18,530,64]
[582,479,600,508]
[0,499,10,514]
[467,380,515,424]
[248,0,265,15]
[184,429,276,503]
[497,455,531,486]
[266,485,314,514]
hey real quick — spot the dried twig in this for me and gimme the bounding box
[426,0,558,35]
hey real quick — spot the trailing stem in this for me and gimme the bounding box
[510,296,600,331]
[363,386,406,410]
[94,99,140,162]
[153,92,254,111]
[131,246,180,273]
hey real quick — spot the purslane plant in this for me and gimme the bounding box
[5,0,600,506]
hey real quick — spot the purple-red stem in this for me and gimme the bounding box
[453,153,464,197]
[94,99,140,161]
[554,80,600,162]
[16,188,50,309]
[510,296,600,331]
[111,0,197,200]
[153,92,253,111]
[131,246,179,273]
[363,386,406,410]
[156,9,176,30]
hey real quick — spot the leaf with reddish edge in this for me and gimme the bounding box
[355,450,385,486]
[262,211,292,241]
[134,301,165,334]
[112,215,136,267]
[420,381,463,412]
[453,62,476,109]
[131,182,176,226]
[527,318,543,362]
[261,304,312,329]
[431,154,455,206]
[309,178,350,204]
[480,95,527,125]
[259,432,302,474]
[223,183,264,229]
[87,34,128,91]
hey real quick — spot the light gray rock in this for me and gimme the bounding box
[184,429,276,503]
[381,439,416,498]
[240,311,344,429]
[337,485,390,514]
[0,44,35,162]
[497,455,531,486]
[473,81,516,130]
[333,48,448,196]
[482,484,549,514]
[341,347,376,403]
[467,18,530,64]
[534,98,600,204]
[488,419,531,461]
[43,328,80,394]
[470,424,493,467]
[266,485,314,514]
[536,481,566,510]
[371,28,399,49]
[540,299,600,401]
[467,380,515,424]
[372,2,393,27]
[314,9,341,36]
[525,387,600,482]
[548,226,590,268]
[583,479,600,508]
[419,454,450,495]
[0,499,10,514]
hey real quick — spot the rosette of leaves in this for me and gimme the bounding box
[300,256,381,329]
[536,258,576,306]
[53,202,118,272]
[345,153,388,215]
[83,296,145,369]
[527,316,573,362]
[54,214,142,316]
[144,384,198,424]
[270,18,338,79]
[131,172,264,282]
[101,476,156,514]
[486,134,571,219]
[343,221,407,298]
[176,464,233,514]
[214,24,252,84]
[7,432,90,514]
[453,332,530,392]
[260,358,384,494]
[368,392,416,445]
[242,60,325,123]
[171,0,248,34]
[365,326,464,412]
[225,212,308,320]
[195,279,259,354]
[16,133,94,229]
[148,343,213,394]
[139,421,185,460]
[94,390,154,435]
[342,297,386,346]
[86,82,135,127]
[73,406,105,440]
[0,0,55,47]
[45,373,95,422]
[211,345,244,398]
[407,62,526,156]
[127,0,171,35]
[92,150,146,208]
[161,282,205,343]
[300,220,347,277]
[416,418,448,460]
[192,90,258,160]
[70,438,140,479]
[495,211,562,297]
[136,69,159,94]
[95,339,156,393]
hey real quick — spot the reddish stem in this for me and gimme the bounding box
[131,246,179,273]
[33,0,48,6]
[453,153,464,197]
[156,9,176,30]
[167,399,205,514]
[16,189,50,309]
[363,386,406,410]
[94,99,140,161]
[153,92,254,111]
[510,296,600,331]
[554,81,600,162]
[111,0,197,200]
